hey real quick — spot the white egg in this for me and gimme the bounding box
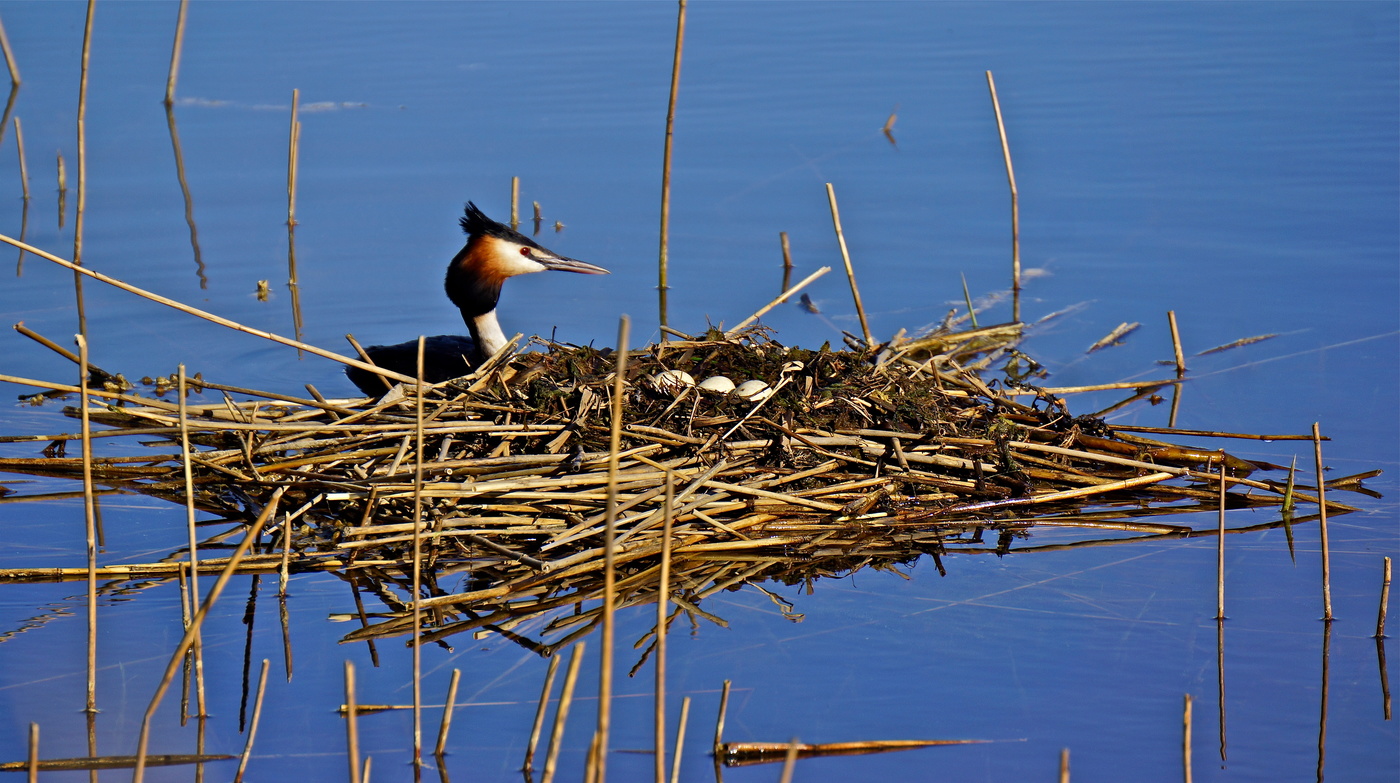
[649,370,695,396]
[734,379,772,401]
[697,376,735,393]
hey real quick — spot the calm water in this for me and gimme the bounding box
[0,2,1396,780]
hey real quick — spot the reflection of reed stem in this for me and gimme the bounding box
[13,116,27,200]
[524,655,561,770]
[1377,557,1392,639]
[233,659,269,783]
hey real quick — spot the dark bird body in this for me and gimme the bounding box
[346,202,608,395]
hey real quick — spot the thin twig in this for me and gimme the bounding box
[657,0,687,334]
[1313,422,1333,621]
[824,183,872,347]
[725,266,831,336]
[985,70,1019,322]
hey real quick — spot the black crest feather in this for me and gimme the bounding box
[459,201,540,248]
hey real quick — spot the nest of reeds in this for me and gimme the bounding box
[0,324,1351,655]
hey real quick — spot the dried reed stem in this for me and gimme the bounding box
[73,0,96,337]
[985,70,1020,322]
[669,696,690,783]
[412,336,426,768]
[1168,310,1186,376]
[1183,693,1193,783]
[653,468,675,783]
[233,658,269,783]
[77,335,98,729]
[541,642,586,783]
[133,488,283,782]
[524,655,561,770]
[287,89,300,227]
[713,680,730,756]
[1377,557,1391,639]
[657,0,687,333]
[434,668,461,757]
[178,365,209,723]
[164,0,189,105]
[0,235,418,384]
[511,176,520,228]
[1058,747,1069,783]
[14,116,27,200]
[725,265,831,336]
[26,723,36,783]
[0,14,19,87]
[1216,458,1226,620]
[1313,423,1333,621]
[595,316,631,781]
[345,660,361,783]
[824,183,872,347]
[778,737,799,783]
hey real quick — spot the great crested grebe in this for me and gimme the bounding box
[346,202,608,394]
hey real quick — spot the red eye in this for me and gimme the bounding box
[519,247,531,256]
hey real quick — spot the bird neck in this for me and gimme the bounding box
[467,308,508,361]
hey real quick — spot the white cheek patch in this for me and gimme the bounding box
[490,240,548,276]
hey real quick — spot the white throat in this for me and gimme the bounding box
[469,310,509,360]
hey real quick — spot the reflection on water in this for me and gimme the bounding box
[0,2,1394,781]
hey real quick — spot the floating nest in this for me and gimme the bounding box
[0,324,1360,655]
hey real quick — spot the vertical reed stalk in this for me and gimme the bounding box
[233,658,270,783]
[133,488,283,782]
[434,668,461,757]
[657,0,686,334]
[1058,748,1069,783]
[164,0,189,105]
[1378,557,1392,639]
[511,176,520,228]
[1167,310,1186,376]
[73,0,96,338]
[178,365,208,720]
[412,336,427,768]
[594,315,630,782]
[77,335,98,741]
[345,660,361,783]
[778,738,799,783]
[824,183,872,346]
[1313,423,1333,621]
[1182,693,1193,783]
[668,696,690,783]
[1215,457,1226,620]
[0,14,19,87]
[287,89,300,227]
[653,468,675,783]
[14,116,27,200]
[778,231,792,293]
[524,655,562,771]
[541,642,586,783]
[26,723,36,783]
[985,70,1020,323]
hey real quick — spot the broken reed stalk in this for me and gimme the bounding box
[77,335,98,726]
[0,234,418,384]
[824,183,873,347]
[73,0,96,338]
[233,658,270,783]
[1059,747,1069,783]
[434,669,461,757]
[713,680,730,756]
[287,88,300,227]
[779,231,792,292]
[1183,693,1193,783]
[1168,310,1186,376]
[132,487,283,783]
[524,655,562,771]
[511,176,520,228]
[25,723,36,783]
[1377,557,1391,639]
[725,265,831,337]
[345,660,360,783]
[778,738,799,783]
[13,116,27,200]
[985,70,1020,323]
[654,468,675,783]
[657,0,687,334]
[669,696,690,783]
[163,0,189,105]
[1313,423,1333,621]
[1216,458,1226,621]
[594,315,631,781]
[412,336,427,767]
[541,642,586,783]
[0,14,19,87]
